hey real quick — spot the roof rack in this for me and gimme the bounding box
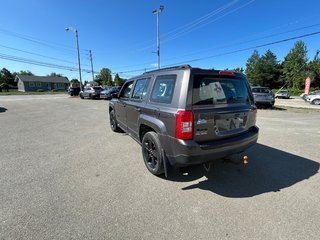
[143,65,191,74]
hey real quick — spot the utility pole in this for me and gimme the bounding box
[65,27,82,90]
[152,5,164,69]
[89,50,95,82]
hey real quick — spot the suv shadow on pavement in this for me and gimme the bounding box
[166,143,319,198]
[0,107,7,113]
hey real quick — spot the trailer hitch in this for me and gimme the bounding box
[224,155,249,166]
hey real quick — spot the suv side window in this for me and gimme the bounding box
[132,78,150,100]
[150,75,176,104]
[120,81,133,99]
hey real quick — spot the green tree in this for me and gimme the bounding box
[48,72,63,77]
[257,50,280,88]
[232,67,244,73]
[70,79,80,87]
[245,50,260,85]
[308,50,320,88]
[17,70,34,76]
[281,41,308,89]
[0,68,14,86]
[96,68,113,86]
[114,73,125,86]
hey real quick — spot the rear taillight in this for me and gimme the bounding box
[176,110,193,140]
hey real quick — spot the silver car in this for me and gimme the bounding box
[306,92,320,105]
[275,89,290,99]
[79,86,103,99]
[251,87,275,107]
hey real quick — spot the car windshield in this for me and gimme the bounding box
[192,75,253,105]
[93,87,103,90]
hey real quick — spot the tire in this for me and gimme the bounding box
[312,99,320,105]
[109,110,121,132]
[80,94,84,99]
[142,132,164,175]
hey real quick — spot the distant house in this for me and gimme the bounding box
[15,75,69,92]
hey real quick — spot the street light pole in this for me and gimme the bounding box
[153,5,164,69]
[89,50,95,82]
[65,27,82,90]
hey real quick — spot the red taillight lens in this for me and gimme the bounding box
[176,110,193,140]
[218,70,235,76]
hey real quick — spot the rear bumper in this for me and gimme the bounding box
[163,126,259,167]
[255,99,274,104]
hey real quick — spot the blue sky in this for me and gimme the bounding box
[0,0,320,81]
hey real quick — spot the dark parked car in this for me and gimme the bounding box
[109,65,259,176]
[80,86,103,99]
[100,86,121,100]
[68,87,80,96]
[251,87,275,107]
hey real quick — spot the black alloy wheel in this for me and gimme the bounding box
[109,110,121,132]
[142,132,164,175]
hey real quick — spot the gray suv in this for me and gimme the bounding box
[109,65,259,175]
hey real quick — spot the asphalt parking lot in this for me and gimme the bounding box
[0,95,319,240]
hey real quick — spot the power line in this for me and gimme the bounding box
[0,28,89,55]
[0,43,91,67]
[159,23,320,63]
[162,0,255,44]
[0,53,96,74]
[118,31,320,74]
[136,0,243,52]
[164,31,320,66]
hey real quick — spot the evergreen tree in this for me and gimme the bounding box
[281,41,308,89]
[258,50,280,88]
[245,50,260,85]
[114,73,125,86]
[308,50,320,88]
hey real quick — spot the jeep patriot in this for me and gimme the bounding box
[109,65,259,175]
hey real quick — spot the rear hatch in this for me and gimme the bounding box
[191,72,256,142]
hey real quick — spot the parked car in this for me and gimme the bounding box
[79,86,103,99]
[306,93,320,105]
[275,89,290,99]
[303,91,320,101]
[68,87,80,96]
[99,86,112,99]
[251,87,275,107]
[109,65,259,176]
[100,86,121,100]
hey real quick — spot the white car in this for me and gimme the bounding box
[306,94,320,105]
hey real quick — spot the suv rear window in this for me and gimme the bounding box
[93,86,103,90]
[252,87,270,93]
[192,75,252,105]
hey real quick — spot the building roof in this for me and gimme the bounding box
[15,75,69,83]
